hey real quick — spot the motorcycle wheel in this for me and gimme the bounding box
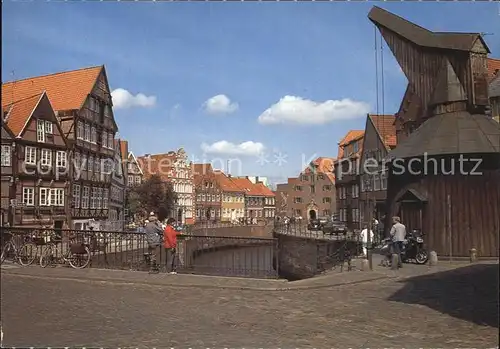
[415,250,429,264]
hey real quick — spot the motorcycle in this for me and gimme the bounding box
[379,229,429,265]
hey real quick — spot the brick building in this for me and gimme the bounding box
[275,157,336,221]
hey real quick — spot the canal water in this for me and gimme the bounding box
[188,244,276,278]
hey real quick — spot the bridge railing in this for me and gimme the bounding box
[272,221,362,241]
[0,227,277,279]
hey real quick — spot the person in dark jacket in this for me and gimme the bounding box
[144,214,163,273]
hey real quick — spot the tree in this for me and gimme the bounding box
[126,175,178,221]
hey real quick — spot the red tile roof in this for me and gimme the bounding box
[193,163,216,186]
[255,182,275,197]
[230,177,262,196]
[337,130,364,159]
[3,92,45,136]
[2,66,103,111]
[487,58,500,81]
[369,114,397,149]
[302,157,336,182]
[137,153,177,181]
[213,172,245,193]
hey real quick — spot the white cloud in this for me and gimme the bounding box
[111,88,157,109]
[257,96,370,125]
[201,141,264,156]
[203,94,239,115]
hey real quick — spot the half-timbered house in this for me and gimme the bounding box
[106,139,127,231]
[2,66,119,229]
[1,119,15,226]
[1,92,69,228]
[369,6,500,258]
[127,150,143,187]
[359,114,397,224]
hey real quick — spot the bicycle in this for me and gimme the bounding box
[39,232,91,269]
[0,231,38,266]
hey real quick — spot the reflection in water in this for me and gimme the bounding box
[189,245,276,278]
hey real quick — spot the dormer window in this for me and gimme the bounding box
[37,119,45,142]
[45,121,53,134]
[353,141,359,153]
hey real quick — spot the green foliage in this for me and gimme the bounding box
[126,175,178,221]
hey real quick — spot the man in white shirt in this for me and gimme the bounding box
[360,224,374,257]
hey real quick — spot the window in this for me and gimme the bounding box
[381,171,388,190]
[108,133,113,148]
[128,175,133,186]
[24,146,36,165]
[103,189,109,209]
[322,197,331,203]
[295,185,302,191]
[1,145,11,166]
[323,185,331,191]
[323,209,331,216]
[91,126,97,143]
[105,105,112,118]
[102,131,108,148]
[293,197,302,204]
[23,187,34,206]
[374,174,381,191]
[84,124,90,142]
[81,155,88,170]
[301,175,308,181]
[353,141,359,153]
[77,121,84,139]
[82,186,90,209]
[310,185,315,193]
[135,176,141,184]
[56,151,67,168]
[318,174,325,180]
[40,188,50,206]
[96,188,102,209]
[50,188,64,206]
[94,157,100,173]
[37,120,45,142]
[294,209,301,216]
[90,188,97,209]
[40,149,52,167]
[352,184,359,198]
[73,184,81,209]
[45,121,53,134]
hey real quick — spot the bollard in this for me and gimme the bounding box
[391,254,399,270]
[469,248,477,263]
[360,259,370,271]
[429,251,438,266]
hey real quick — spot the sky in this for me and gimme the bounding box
[2,1,499,186]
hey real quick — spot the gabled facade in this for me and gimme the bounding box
[358,114,397,225]
[275,157,336,221]
[137,148,194,224]
[2,66,120,230]
[213,171,245,223]
[1,91,69,228]
[193,163,222,222]
[334,131,364,230]
[127,151,143,187]
[231,177,264,223]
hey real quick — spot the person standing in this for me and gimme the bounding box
[144,214,163,273]
[360,224,374,257]
[164,218,180,274]
[390,216,406,268]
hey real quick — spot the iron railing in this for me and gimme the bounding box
[0,227,278,278]
[273,220,362,240]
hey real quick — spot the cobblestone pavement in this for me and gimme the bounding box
[1,264,497,348]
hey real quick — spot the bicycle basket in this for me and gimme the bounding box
[70,243,88,254]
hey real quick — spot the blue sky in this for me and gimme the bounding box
[2,1,499,185]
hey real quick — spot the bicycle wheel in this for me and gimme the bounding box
[1,241,14,264]
[39,245,55,268]
[18,242,37,266]
[68,246,91,269]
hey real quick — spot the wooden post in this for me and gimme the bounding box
[367,192,373,271]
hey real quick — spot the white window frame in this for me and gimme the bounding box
[24,146,36,165]
[23,187,34,206]
[77,121,84,140]
[40,149,52,167]
[102,131,108,148]
[103,189,109,209]
[108,133,113,149]
[374,174,381,191]
[73,184,81,209]
[37,119,45,143]
[51,188,64,206]
[91,126,97,144]
[90,187,97,209]
[381,170,388,190]
[39,187,50,206]
[84,123,90,142]
[82,186,90,209]
[1,145,11,166]
[45,121,53,134]
[56,151,67,168]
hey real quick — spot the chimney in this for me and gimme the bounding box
[145,153,151,158]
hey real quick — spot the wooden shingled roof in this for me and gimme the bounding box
[368,6,489,53]
[387,112,500,159]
